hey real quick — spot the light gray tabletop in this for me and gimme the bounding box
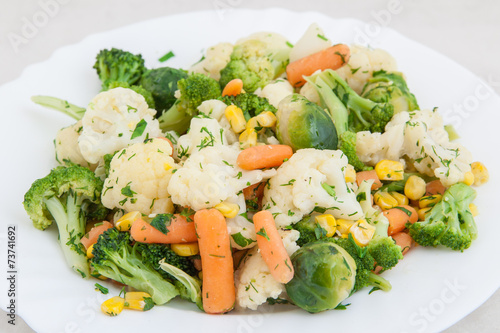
[1,0,498,332]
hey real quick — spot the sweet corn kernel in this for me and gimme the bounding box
[462,171,475,186]
[101,296,125,316]
[124,292,154,311]
[375,160,404,181]
[336,219,355,237]
[87,243,95,259]
[315,214,337,237]
[225,105,246,134]
[419,194,442,209]
[115,211,141,232]
[171,243,199,256]
[239,128,258,149]
[215,202,240,218]
[344,165,356,183]
[471,162,489,186]
[163,162,172,171]
[246,111,277,130]
[418,207,432,221]
[404,175,426,201]
[374,191,399,210]
[349,219,376,246]
[469,203,478,217]
[198,271,203,280]
[390,191,409,206]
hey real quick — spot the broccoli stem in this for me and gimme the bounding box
[367,271,392,292]
[44,194,89,278]
[31,95,86,121]
[157,102,193,134]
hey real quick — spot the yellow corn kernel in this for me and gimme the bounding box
[404,175,427,201]
[419,194,442,209]
[374,160,404,181]
[471,162,489,186]
[115,211,141,232]
[246,111,277,130]
[344,165,356,183]
[374,191,399,210]
[215,202,240,218]
[349,219,376,247]
[225,105,246,134]
[239,128,258,149]
[198,271,203,280]
[87,243,95,259]
[390,191,409,206]
[124,292,154,311]
[418,207,432,221]
[469,203,478,217]
[336,219,355,238]
[315,214,337,237]
[171,243,199,256]
[163,162,172,171]
[101,296,125,316]
[462,171,475,186]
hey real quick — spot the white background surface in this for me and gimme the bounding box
[0,1,498,332]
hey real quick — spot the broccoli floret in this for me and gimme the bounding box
[219,40,276,93]
[23,165,108,278]
[135,243,197,279]
[408,183,477,251]
[337,131,372,172]
[107,81,155,109]
[367,237,403,271]
[140,67,188,115]
[157,73,221,134]
[93,48,146,91]
[361,70,419,113]
[91,228,179,305]
[292,215,328,247]
[31,95,86,121]
[219,92,277,120]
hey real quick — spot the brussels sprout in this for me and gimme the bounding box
[285,241,356,313]
[276,94,337,151]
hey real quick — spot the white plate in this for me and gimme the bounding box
[1,8,499,333]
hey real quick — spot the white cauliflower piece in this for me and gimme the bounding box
[356,109,473,187]
[254,79,294,108]
[335,45,398,94]
[289,23,331,63]
[189,42,233,81]
[78,87,162,164]
[55,120,97,170]
[235,229,299,310]
[197,100,238,145]
[101,138,177,215]
[224,194,257,250]
[262,149,364,227]
[168,144,275,211]
[175,117,228,160]
[299,79,320,104]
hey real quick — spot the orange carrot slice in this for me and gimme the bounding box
[130,214,197,244]
[392,232,413,255]
[356,170,382,190]
[80,221,113,250]
[253,210,294,284]
[286,44,350,87]
[237,144,293,170]
[222,78,243,96]
[194,209,235,314]
[425,179,446,196]
[383,205,418,236]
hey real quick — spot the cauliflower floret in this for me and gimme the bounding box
[356,109,473,187]
[197,100,238,145]
[335,45,398,94]
[289,23,331,63]
[168,144,275,211]
[262,149,364,227]
[299,79,320,104]
[254,79,294,108]
[189,42,234,81]
[224,194,257,250]
[175,117,228,160]
[55,120,97,170]
[235,229,299,310]
[101,138,177,215]
[78,87,162,164]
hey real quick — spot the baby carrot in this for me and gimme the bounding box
[194,209,235,314]
[237,144,293,170]
[392,232,413,255]
[356,170,383,190]
[383,205,418,236]
[222,78,243,96]
[130,214,197,244]
[253,210,294,284]
[80,221,113,250]
[425,179,446,196]
[286,44,350,87]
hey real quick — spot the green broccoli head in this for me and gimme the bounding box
[91,228,180,305]
[292,215,328,247]
[135,243,197,279]
[23,165,107,278]
[158,73,221,134]
[367,236,403,271]
[337,131,372,171]
[220,92,277,120]
[361,70,419,113]
[93,48,146,91]
[408,183,477,251]
[219,40,275,93]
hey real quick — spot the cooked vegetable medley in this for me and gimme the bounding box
[24,23,489,315]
